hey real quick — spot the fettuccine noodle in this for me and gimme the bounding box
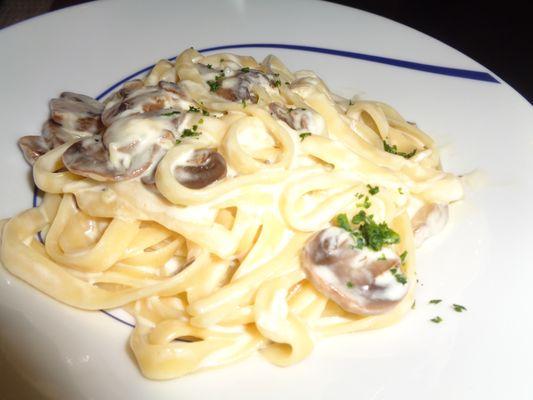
[0,49,462,379]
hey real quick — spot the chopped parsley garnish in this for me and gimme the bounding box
[202,109,210,116]
[400,250,408,264]
[241,99,247,108]
[390,268,407,285]
[188,106,200,113]
[206,64,213,69]
[430,316,443,324]
[181,124,201,138]
[337,210,400,252]
[274,79,282,87]
[207,71,225,92]
[452,304,467,312]
[383,139,416,159]
[378,253,387,261]
[429,299,442,304]
[351,210,367,224]
[175,139,181,145]
[240,67,250,73]
[367,185,379,195]
[398,187,404,194]
[161,111,180,117]
[299,132,312,141]
[285,82,290,86]
[207,79,221,92]
[181,129,200,138]
[356,196,371,209]
[336,213,352,232]
[198,118,204,124]
[346,282,354,288]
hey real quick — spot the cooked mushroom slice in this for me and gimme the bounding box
[412,203,449,247]
[18,135,50,165]
[50,92,104,134]
[174,149,227,189]
[62,136,155,181]
[301,227,408,315]
[216,70,274,103]
[101,81,191,126]
[42,119,96,147]
[63,112,176,181]
[269,102,324,133]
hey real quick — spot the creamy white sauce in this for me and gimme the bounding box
[105,116,176,170]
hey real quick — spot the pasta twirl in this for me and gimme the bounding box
[0,48,462,379]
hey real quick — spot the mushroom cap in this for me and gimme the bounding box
[50,92,104,134]
[269,102,325,134]
[216,69,275,103]
[18,135,50,165]
[62,112,177,182]
[173,149,227,189]
[301,227,408,315]
[101,80,191,126]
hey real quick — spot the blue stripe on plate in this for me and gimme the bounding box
[96,42,498,100]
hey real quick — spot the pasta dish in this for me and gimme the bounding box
[0,48,463,379]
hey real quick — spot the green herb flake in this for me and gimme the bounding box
[336,214,352,232]
[392,269,407,285]
[206,64,213,69]
[367,185,379,195]
[161,111,180,117]
[285,82,290,86]
[181,128,201,138]
[430,316,443,324]
[400,250,408,264]
[411,301,416,309]
[198,118,204,125]
[240,67,250,73]
[175,139,182,145]
[383,139,417,159]
[241,99,247,108]
[398,187,404,194]
[378,254,387,261]
[274,79,282,87]
[188,106,200,113]
[207,80,221,92]
[355,193,365,199]
[452,304,467,313]
[299,132,312,141]
[346,282,354,288]
[429,299,442,304]
[202,109,210,116]
[356,196,371,209]
[351,210,367,225]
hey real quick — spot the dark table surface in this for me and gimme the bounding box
[1,0,531,104]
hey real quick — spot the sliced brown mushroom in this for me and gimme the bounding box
[101,81,191,126]
[50,92,104,134]
[269,102,321,132]
[215,70,275,103]
[301,227,408,315]
[42,119,95,147]
[62,112,177,182]
[412,203,449,247]
[173,149,227,189]
[18,135,50,165]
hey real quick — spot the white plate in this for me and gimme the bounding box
[1,1,532,399]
